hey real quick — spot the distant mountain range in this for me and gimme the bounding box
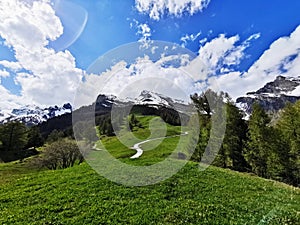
[0,103,72,126]
[1,76,300,126]
[0,90,190,127]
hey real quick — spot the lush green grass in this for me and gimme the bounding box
[1,115,300,224]
[98,116,186,165]
[0,160,36,185]
[0,162,300,224]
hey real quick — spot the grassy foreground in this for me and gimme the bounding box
[1,161,300,224]
[0,116,300,224]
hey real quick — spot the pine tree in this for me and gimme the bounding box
[26,126,44,149]
[214,102,248,170]
[0,121,28,151]
[277,101,300,185]
[129,114,139,131]
[190,89,227,163]
[244,103,272,177]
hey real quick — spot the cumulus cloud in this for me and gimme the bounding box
[0,0,83,107]
[75,55,199,108]
[77,32,263,106]
[188,33,260,79]
[135,0,211,20]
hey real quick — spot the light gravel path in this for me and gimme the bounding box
[130,132,188,159]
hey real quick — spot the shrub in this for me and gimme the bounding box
[34,139,85,170]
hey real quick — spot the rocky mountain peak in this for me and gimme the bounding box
[247,75,300,95]
[236,75,300,115]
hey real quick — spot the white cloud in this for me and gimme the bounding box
[135,0,211,20]
[0,0,63,51]
[0,0,83,107]
[0,60,22,72]
[76,55,199,108]
[78,33,262,106]
[137,23,152,42]
[180,32,201,47]
[209,26,300,99]
[248,27,300,77]
[199,37,208,45]
[196,33,260,77]
[0,84,30,113]
[129,19,153,48]
[0,69,10,78]
[198,34,240,74]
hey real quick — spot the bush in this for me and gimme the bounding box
[33,139,85,170]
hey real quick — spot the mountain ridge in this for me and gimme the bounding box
[1,75,300,126]
[0,103,72,126]
[236,75,300,114]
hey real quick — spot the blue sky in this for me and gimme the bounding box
[59,0,300,70]
[0,0,300,109]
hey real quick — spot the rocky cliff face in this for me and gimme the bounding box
[236,76,300,114]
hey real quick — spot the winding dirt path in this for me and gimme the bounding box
[130,132,188,159]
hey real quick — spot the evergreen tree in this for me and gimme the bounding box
[26,126,44,149]
[106,119,115,136]
[190,89,226,163]
[264,127,288,181]
[191,115,211,162]
[244,103,271,177]
[214,102,248,171]
[0,121,28,151]
[277,101,300,185]
[129,114,139,131]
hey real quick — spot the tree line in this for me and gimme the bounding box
[191,89,300,187]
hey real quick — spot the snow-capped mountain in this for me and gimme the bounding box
[135,90,185,107]
[236,75,300,114]
[0,103,72,126]
[95,90,190,112]
[0,90,190,127]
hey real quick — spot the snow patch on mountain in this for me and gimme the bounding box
[0,103,72,126]
[287,85,300,96]
[135,90,172,107]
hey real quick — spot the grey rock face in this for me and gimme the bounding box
[236,76,300,114]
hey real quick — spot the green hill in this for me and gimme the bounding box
[1,161,299,224]
[0,115,299,224]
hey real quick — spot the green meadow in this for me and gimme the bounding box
[0,116,299,224]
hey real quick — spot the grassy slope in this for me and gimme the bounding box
[99,116,187,166]
[0,116,300,224]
